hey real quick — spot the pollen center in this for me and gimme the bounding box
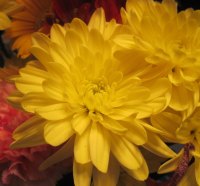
[82,78,110,115]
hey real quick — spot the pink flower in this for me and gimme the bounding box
[0,81,29,131]
[0,80,69,186]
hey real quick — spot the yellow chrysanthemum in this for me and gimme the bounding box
[0,0,18,30]
[118,0,200,117]
[10,9,175,186]
[151,107,200,186]
[5,0,52,58]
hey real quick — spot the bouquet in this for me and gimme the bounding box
[0,0,200,185]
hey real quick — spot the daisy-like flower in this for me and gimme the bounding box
[10,9,175,186]
[118,0,200,117]
[5,0,53,59]
[151,107,200,186]
[0,0,18,30]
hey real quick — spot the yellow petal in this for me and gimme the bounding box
[158,149,183,174]
[65,29,83,59]
[50,24,66,46]
[73,161,93,186]
[111,135,143,170]
[21,93,57,113]
[72,114,91,135]
[36,103,71,120]
[30,46,52,67]
[68,18,88,42]
[124,158,148,181]
[74,128,91,164]
[90,123,110,173]
[49,43,70,69]
[44,119,74,146]
[15,63,48,94]
[169,85,190,111]
[143,131,176,158]
[93,155,120,186]
[42,79,65,101]
[88,8,105,33]
[11,116,46,148]
[32,32,50,53]
[101,116,127,135]
[151,111,182,142]
[123,120,147,145]
[13,116,45,140]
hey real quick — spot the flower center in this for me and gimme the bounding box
[81,78,110,119]
[90,79,106,94]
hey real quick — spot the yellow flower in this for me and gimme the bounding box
[10,9,175,185]
[151,108,200,185]
[0,0,18,30]
[118,0,200,116]
[5,0,52,58]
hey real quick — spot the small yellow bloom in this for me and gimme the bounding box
[10,9,174,186]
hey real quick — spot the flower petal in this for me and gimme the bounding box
[88,8,105,33]
[72,114,91,135]
[93,155,120,186]
[169,85,191,111]
[111,135,143,170]
[21,93,57,113]
[158,149,183,174]
[90,123,110,173]
[124,158,148,181]
[36,103,71,120]
[101,116,127,135]
[143,131,176,158]
[74,128,91,164]
[123,120,147,145]
[73,161,93,186]
[11,116,46,148]
[44,119,74,146]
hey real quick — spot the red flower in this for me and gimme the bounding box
[95,0,126,22]
[52,0,126,24]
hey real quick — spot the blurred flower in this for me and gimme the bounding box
[118,0,200,117]
[5,0,53,58]
[0,70,68,186]
[0,0,18,30]
[9,9,175,186]
[94,0,126,22]
[52,0,126,24]
[52,0,93,23]
[5,0,126,59]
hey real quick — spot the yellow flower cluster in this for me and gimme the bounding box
[1,0,200,185]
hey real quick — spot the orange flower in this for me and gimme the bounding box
[6,0,54,58]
